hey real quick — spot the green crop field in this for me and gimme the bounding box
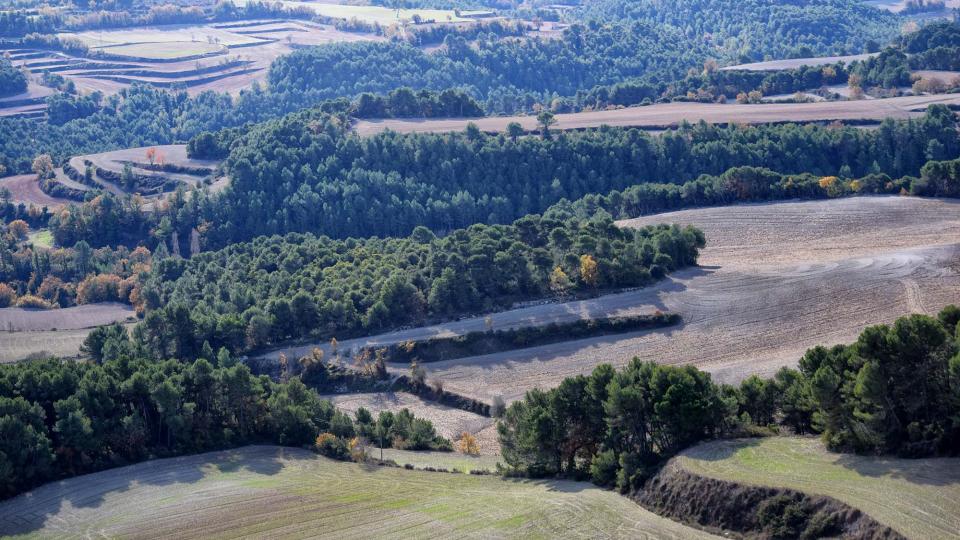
[95,41,225,60]
[378,448,501,473]
[677,437,960,540]
[0,445,717,539]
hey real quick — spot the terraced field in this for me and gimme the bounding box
[720,53,877,71]
[0,445,717,539]
[0,174,72,208]
[45,144,225,203]
[353,93,960,135]
[677,437,960,540]
[2,20,384,99]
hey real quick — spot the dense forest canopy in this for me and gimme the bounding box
[574,0,900,60]
[35,106,960,252]
[134,214,703,357]
[0,54,26,98]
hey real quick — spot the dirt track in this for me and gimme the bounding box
[0,445,718,539]
[353,93,960,136]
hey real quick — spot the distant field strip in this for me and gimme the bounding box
[677,437,960,540]
[0,446,718,539]
[353,94,960,136]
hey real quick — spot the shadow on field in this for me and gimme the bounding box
[500,476,593,493]
[0,446,291,536]
[682,438,762,462]
[834,453,960,487]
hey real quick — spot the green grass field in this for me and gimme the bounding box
[378,448,501,473]
[95,41,224,60]
[0,446,717,539]
[28,229,53,248]
[677,437,960,540]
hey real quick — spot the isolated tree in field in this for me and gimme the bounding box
[31,154,53,177]
[579,254,598,288]
[507,121,524,141]
[457,432,480,455]
[146,147,157,166]
[537,110,556,139]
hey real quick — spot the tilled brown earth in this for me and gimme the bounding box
[411,197,960,403]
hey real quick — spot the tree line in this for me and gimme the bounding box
[0,341,451,500]
[498,307,960,492]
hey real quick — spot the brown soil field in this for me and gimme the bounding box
[353,93,960,136]
[0,445,718,539]
[0,303,135,362]
[259,197,960,406]
[415,197,960,403]
[322,392,499,454]
[0,174,72,208]
[0,302,135,332]
[720,53,878,71]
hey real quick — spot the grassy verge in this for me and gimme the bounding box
[676,437,960,540]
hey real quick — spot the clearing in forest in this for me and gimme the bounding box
[0,445,717,539]
[676,437,960,540]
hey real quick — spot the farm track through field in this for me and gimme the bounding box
[260,197,960,405]
[0,446,719,539]
[677,437,960,539]
[353,93,960,136]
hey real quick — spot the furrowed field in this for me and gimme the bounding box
[0,446,717,539]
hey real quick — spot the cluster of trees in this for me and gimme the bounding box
[0,54,26,98]
[266,23,708,115]
[546,155,960,223]
[0,9,57,38]
[499,307,960,491]
[0,340,451,499]
[351,87,483,119]
[133,214,703,358]
[319,407,452,460]
[0,234,151,308]
[903,21,960,71]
